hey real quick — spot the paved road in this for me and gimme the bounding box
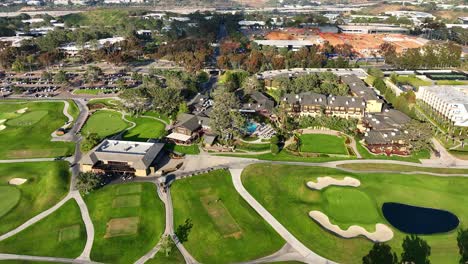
[0,253,103,264]
[74,192,95,261]
[230,167,337,264]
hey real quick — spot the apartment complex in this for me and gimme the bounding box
[417,85,468,127]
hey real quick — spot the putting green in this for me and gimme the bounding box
[0,186,21,218]
[81,110,129,138]
[321,187,380,229]
[7,111,48,127]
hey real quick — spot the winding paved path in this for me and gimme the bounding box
[229,167,337,264]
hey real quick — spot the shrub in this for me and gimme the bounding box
[270,144,280,155]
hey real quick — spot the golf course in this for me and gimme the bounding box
[242,163,468,264]
[298,134,348,155]
[123,116,166,142]
[85,182,165,264]
[171,170,284,263]
[0,101,75,159]
[0,161,70,235]
[81,110,130,138]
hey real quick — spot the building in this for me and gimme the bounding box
[340,74,383,113]
[459,17,468,24]
[417,85,468,127]
[253,40,319,51]
[80,140,165,177]
[337,25,410,34]
[384,11,435,21]
[240,91,275,116]
[166,113,211,144]
[59,37,125,56]
[361,109,412,155]
[0,35,33,48]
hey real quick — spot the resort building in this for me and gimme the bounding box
[240,91,275,117]
[417,85,468,127]
[340,74,383,113]
[166,113,212,144]
[337,25,410,34]
[253,40,320,51]
[361,109,411,155]
[80,140,165,177]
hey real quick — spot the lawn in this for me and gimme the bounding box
[0,200,86,258]
[123,116,166,142]
[0,101,75,159]
[171,170,284,263]
[217,151,353,163]
[66,100,80,122]
[435,80,468,85]
[242,163,468,264]
[0,186,21,218]
[142,111,171,124]
[0,162,70,235]
[299,134,348,155]
[146,244,185,264]
[395,75,431,88]
[85,183,165,264]
[235,141,270,152]
[165,143,200,155]
[338,163,468,174]
[81,110,130,138]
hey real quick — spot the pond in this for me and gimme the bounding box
[382,202,459,235]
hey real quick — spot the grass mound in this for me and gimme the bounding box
[7,110,48,127]
[0,186,21,218]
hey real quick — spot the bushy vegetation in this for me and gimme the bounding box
[298,115,358,135]
[272,72,349,96]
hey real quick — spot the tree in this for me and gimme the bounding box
[242,76,263,94]
[458,228,468,264]
[175,218,193,244]
[159,235,174,257]
[401,235,431,264]
[119,87,150,115]
[210,86,246,142]
[76,172,102,194]
[81,133,101,152]
[363,243,398,264]
[400,120,433,152]
[54,70,68,84]
[147,86,183,116]
[11,58,25,72]
[178,102,189,115]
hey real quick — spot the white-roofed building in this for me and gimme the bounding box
[417,85,468,127]
[254,39,322,51]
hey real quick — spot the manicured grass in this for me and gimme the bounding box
[435,80,468,85]
[171,170,284,263]
[0,186,21,218]
[217,151,353,163]
[87,98,120,109]
[242,163,468,264]
[0,162,70,235]
[0,200,86,258]
[123,116,166,142]
[165,143,200,155]
[299,134,348,155]
[66,100,80,122]
[73,89,116,95]
[338,163,468,174]
[146,246,185,264]
[85,183,165,264]
[235,141,270,152]
[395,75,431,88]
[356,139,430,163]
[0,101,75,159]
[81,110,130,138]
[142,111,171,124]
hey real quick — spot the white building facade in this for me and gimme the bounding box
[417,85,468,127]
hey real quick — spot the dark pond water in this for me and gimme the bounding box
[382,202,459,235]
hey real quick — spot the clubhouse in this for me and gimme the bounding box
[80,140,165,177]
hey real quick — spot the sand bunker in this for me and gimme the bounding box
[0,119,5,124]
[9,178,27,185]
[0,125,5,131]
[307,176,360,190]
[16,107,28,114]
[309,211,393,242]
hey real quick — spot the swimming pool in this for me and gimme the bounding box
[246,122,258,134]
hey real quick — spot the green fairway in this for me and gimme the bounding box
[0,186,21,218]
[85,183,165,264]
[0,200,86,258]
[123,116,166,142]
[242,163,468,264]
[81,110,130,138]
[338,163,468,174]
[299,134,348,155]
[0,101,75,159]
[0,162,70,235]
[171,170,284,263]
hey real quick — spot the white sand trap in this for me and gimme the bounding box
[0,119,5,124]
[16,107,28,114]
[309,211,394,242]
[9,178,27,185]
[0,125,5,131]
[307,176,360,190]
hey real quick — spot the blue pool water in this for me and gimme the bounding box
[382,202,459,235]
[246,122,258,134]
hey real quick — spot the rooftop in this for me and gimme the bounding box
[96,140,155,155]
